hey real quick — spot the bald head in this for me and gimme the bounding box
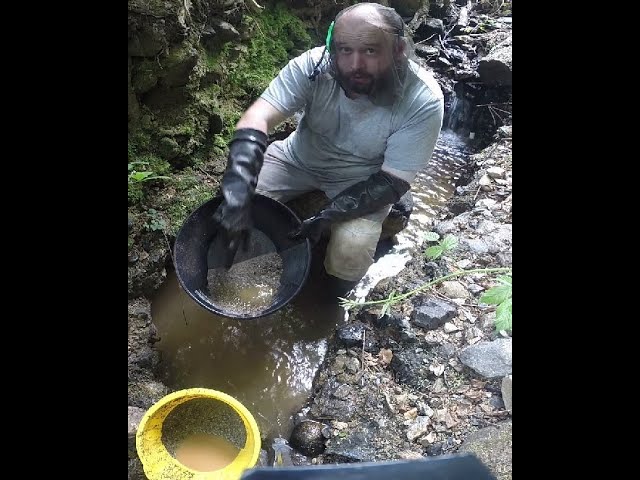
[335,2,403,36]
[330,3,406,97]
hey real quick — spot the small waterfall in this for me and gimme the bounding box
[445,87,474,134]
[446,93,460,130]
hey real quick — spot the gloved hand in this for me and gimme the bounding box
[288,170,410,244]
[212,128,268,268]
[288,216,332,244]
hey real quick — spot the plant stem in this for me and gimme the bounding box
[341,267,512,309]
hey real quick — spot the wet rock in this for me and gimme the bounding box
[258,449,269,467]
[128,406,145,458]
[336,322,378,352]
[336,322,366,348]
[417,18,445,38]
[415,44,440,59]
[324,422,379,462]
[128,457,146,480]
[128,233,168,299]
[290,420,326,457]
[411,297,458,330]
[390,349,434,390]
[128,378,169,410]
[478,35,512,86]
[459,338,512,378]
[310,378,358,421]
[129,347,161,370]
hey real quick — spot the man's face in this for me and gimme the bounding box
[333,17,397,96]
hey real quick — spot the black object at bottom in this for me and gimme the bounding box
[241,453,496,480]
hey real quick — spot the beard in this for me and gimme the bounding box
[336,65,395,96]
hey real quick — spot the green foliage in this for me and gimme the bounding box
[164,172,213,235]
[341,268,513,337]
[219,4,312,100]
[480,276,512,332]
[128,161,170,184]
[128,135,172,205]
[145,208,168,232]
[341,268,512,311]
[423,232,458,260]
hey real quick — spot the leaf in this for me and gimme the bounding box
[441,235,458,251]
[380,290,396,317]
[497,275,512,286]
[141,175,171,182]
[424,232,440,242]
[425,245,444,259]
[480,284,511,305]
[495,297,512,331]
[130,171,153,182]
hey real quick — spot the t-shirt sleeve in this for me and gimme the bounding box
[260,48,323,117]
[382,93,444,181]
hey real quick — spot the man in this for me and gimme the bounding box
[213,2,444,297]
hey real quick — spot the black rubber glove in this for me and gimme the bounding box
[212,128,268,268]
[289,170,410,244]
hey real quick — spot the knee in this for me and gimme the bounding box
[324,219,382,282]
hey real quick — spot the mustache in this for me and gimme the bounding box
[348,70,372,77]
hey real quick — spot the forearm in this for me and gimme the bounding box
[235,97,289,135]
[320,171,410,222]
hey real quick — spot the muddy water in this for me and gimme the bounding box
[152,130,471,442]
[174,434,240,471]
[151,268,341,441]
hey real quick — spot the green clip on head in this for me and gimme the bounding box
[326,21,335,51]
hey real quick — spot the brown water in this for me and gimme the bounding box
[152,130,470,441]
[152,268,342,440]
[174,433,240,471]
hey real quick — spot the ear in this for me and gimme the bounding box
[394,37,405,57]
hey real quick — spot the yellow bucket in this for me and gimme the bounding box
[136,388,261,480]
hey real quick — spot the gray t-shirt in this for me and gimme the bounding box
[261,46,444,186]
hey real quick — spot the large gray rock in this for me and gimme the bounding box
[478,36,512,86]
[458,420,512,480]
[459,338,512,378]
